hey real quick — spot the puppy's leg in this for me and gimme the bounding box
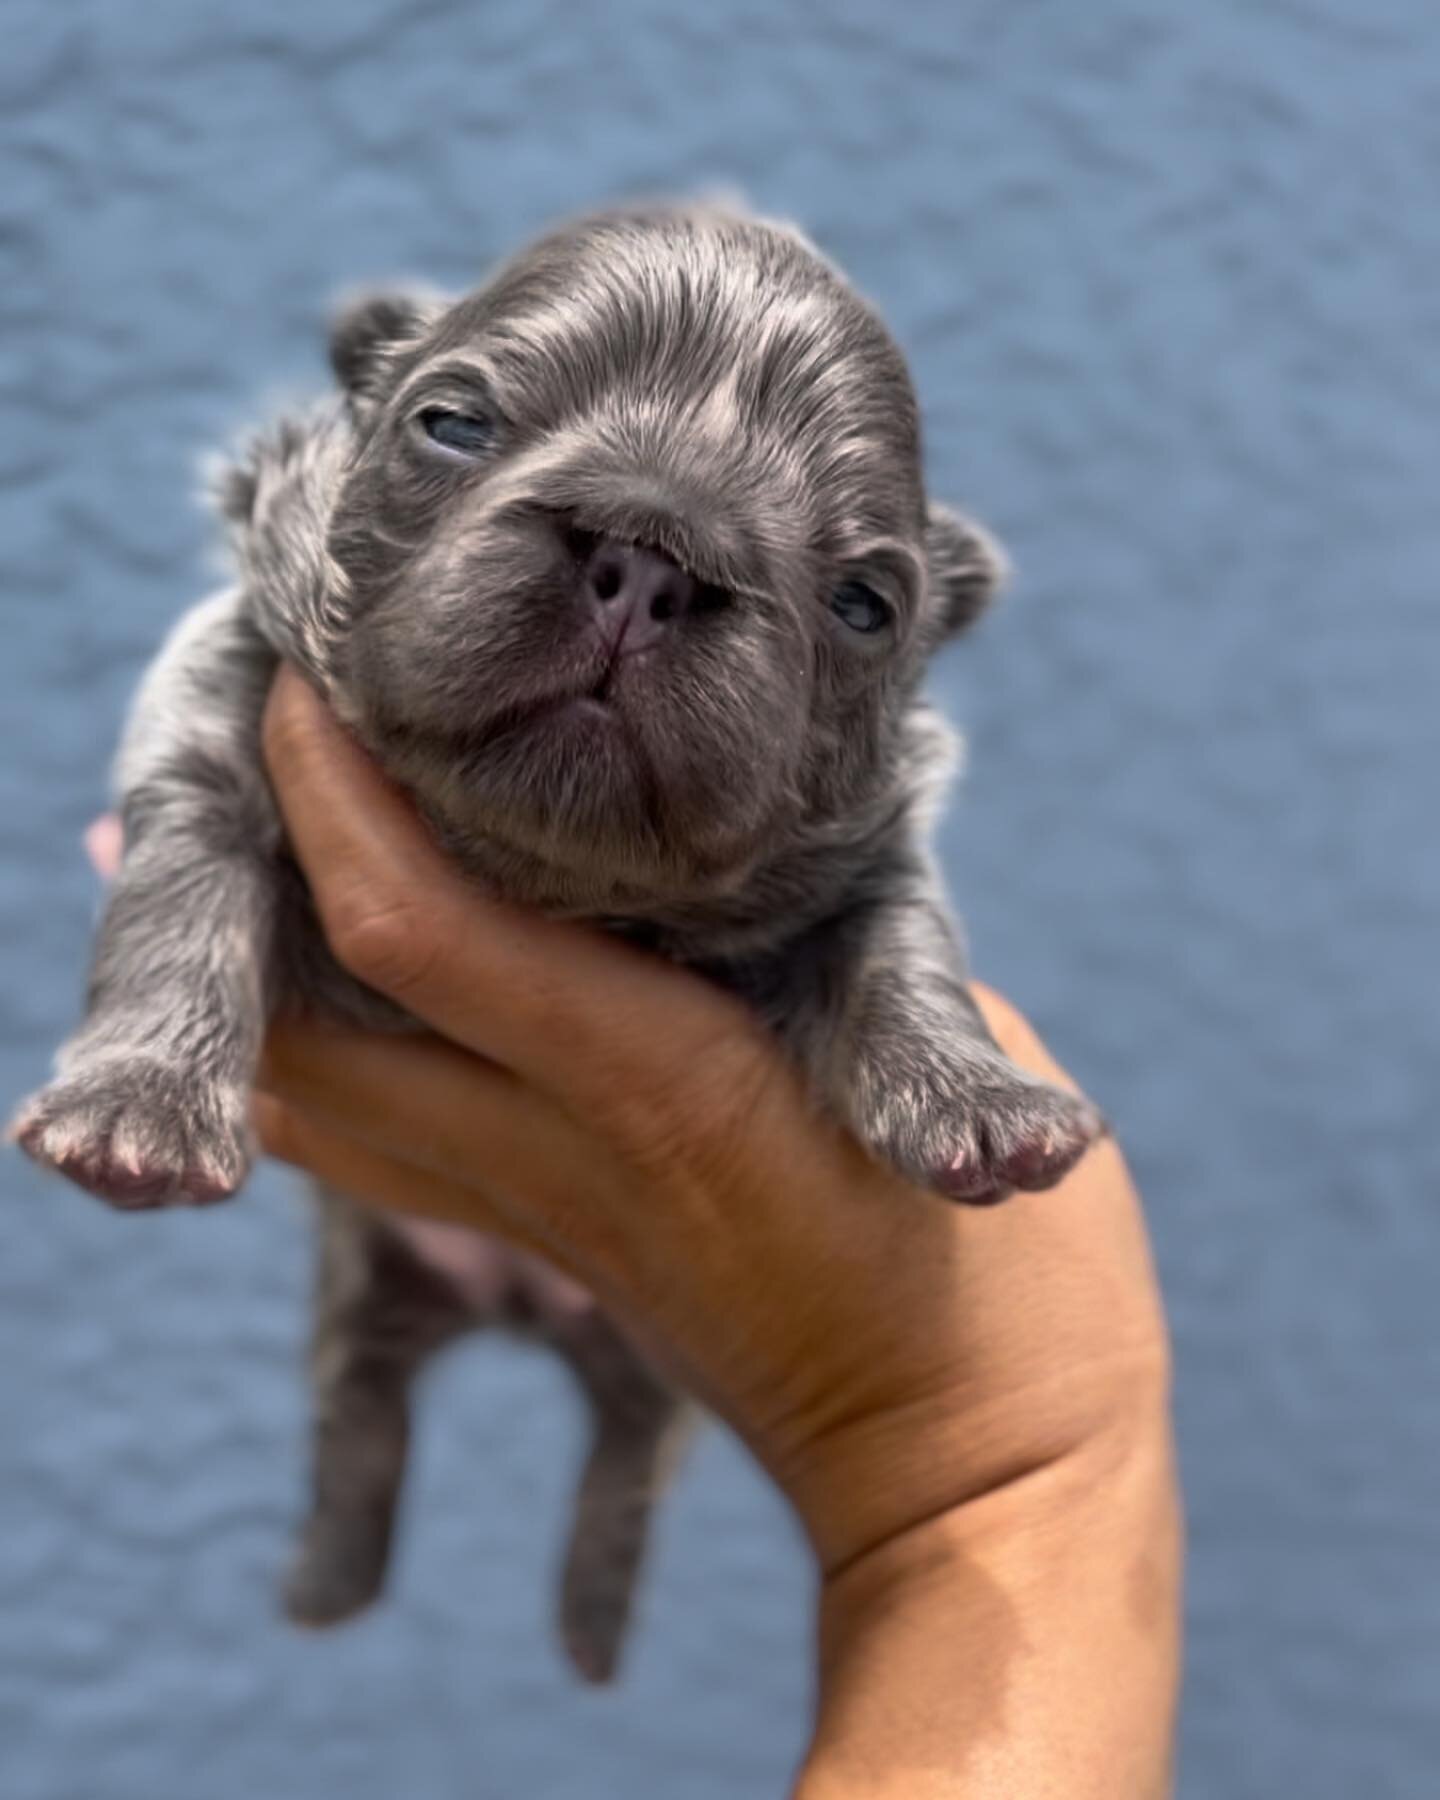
[552,1312,691,1684]
[13,594,280,1207]
[778,874,1106,1205]
[284,1190,471,1628]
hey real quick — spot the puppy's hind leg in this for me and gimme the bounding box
[553,1312,692,1685]
[283,1189,471,1629]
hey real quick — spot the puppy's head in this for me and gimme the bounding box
[322,206,1002,912]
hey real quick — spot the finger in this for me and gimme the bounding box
[253,1089,707,1406]
[261,667,763,1119]
[257,1020,599,1224]
[251,1092,555,1261]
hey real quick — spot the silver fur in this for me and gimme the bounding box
[13,203,1103,1679]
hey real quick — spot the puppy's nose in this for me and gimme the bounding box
[583,540,698,654]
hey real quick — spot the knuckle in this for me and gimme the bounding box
[325,887,448,999]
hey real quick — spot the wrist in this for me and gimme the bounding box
[799,1411,1180,1800]
[772,1332,1174,1579]
[794,1378,1181,1800]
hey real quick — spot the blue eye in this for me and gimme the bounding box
[830,581,891,634]
[419,408,494,455]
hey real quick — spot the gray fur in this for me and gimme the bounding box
[13,203,1102,1678]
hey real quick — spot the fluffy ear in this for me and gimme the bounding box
[328,287,445,402]
[924,503,1009,639]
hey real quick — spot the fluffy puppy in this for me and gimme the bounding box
[14,204,1103,1680]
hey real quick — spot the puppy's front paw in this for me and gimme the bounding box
[930,1067,1106,1204]
[10,1054,251,1209]
[854,1051,1106,1206]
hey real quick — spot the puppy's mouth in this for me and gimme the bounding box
[547,689,623,729]
[505,622,675,730]
[579,642,632,710]
[467,645,641,749]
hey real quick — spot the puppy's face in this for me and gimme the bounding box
[325,207,999,911]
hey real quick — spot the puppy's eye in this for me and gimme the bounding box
[829,581,892,634]
[419,408,495,456]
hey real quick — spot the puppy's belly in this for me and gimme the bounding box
[391,1214,596,1328]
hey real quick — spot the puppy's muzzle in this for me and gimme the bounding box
[582,540,700,657]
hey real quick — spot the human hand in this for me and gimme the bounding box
[255,666,1180,1795]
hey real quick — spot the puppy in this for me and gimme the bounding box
[14,204,1104,1680]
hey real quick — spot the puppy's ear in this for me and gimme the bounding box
[329,288,445,404]
[924,504,1009,639]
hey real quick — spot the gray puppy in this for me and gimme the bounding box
[14,203,1103,1680]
